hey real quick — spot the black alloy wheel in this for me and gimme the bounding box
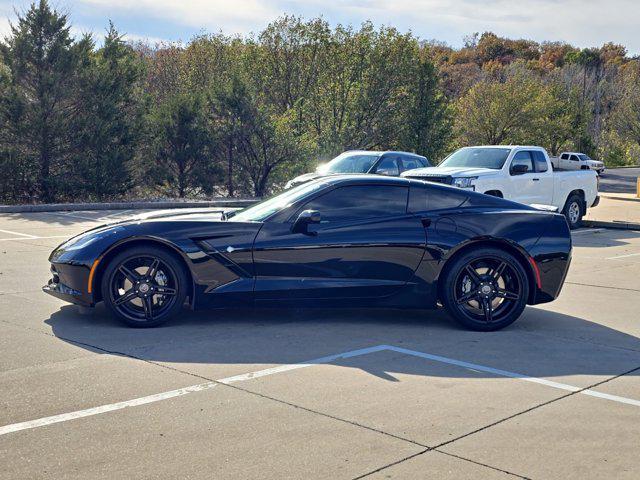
[441,248,529,331]
[102,246,188,327]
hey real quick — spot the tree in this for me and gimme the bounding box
[145,93,216,197]
[210,74,251,197]
[70,24,143,199]
[455,76,539,145]
[2,0,83,202]
[399,47,451,160]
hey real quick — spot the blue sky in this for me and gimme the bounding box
[2,1,639,54]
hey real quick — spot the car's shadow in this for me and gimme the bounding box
[44,303,640,383]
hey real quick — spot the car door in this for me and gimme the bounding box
[531,150,553,204]
[252,184,426,301]
[507,150,538,204]
[568,154,581,170]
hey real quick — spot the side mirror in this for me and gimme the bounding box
[292,210,321,234]
[510,164,529,175]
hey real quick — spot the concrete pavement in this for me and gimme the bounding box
[1,210,639,479]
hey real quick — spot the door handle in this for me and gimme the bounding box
[532,178,540,181]
[421,218,432,228]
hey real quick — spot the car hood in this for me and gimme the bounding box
[402,166,498,178]
[50,208,254,264]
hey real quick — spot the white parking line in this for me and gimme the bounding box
[43,211,101,221]
[0,344,638,437]
[0,383,218,436]
[0,235,70,242]
[0,228,37,239]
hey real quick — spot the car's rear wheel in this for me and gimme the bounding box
[101,246,188,327]
[562,194,584,229]
[441,248,529,331]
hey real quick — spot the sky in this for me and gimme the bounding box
[1,0,638,54]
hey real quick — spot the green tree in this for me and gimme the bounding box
[70,24,143,199]
[455,76,539,145]
[399,47,451,160]
[2,0,84,202]
[145,93,216,198]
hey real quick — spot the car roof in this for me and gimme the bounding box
[459,145,545,150]
[313,173,447,189]
[343,150,427,159]
[316,174,410,186]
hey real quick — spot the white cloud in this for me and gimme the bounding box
[6,0,640,53]
[78,0,280,34]
[288,0,640,52]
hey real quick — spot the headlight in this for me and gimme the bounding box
[452,177,477,189]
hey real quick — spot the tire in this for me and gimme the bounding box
[562,194,584,230]
[101,245,188,327]
[440,247,529,331]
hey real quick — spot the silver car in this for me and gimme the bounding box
[285,150,430,189]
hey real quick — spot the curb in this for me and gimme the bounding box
[0,199,259,213]
[583,219,640,231]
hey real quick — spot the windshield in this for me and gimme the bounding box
[578,154,592,161]
[439,147,511,170]
[231,180,326,222]
[319,152,380,174]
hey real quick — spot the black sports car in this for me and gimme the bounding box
[44,175,572,331]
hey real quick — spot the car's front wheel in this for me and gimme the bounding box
[440,248,529,331]
[101,246,188,327]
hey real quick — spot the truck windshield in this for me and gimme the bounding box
[439,148,511,170]
[578,154,592,161]
[318,152,380,174]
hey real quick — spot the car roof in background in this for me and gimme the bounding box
[315,173,457,189]
[343,150,427,159]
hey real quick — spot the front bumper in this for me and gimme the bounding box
[42,262,94,306]
[591,195,600,208]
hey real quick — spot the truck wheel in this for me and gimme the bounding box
[562,194,584,229]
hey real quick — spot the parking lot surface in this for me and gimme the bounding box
[1,210,639,479]
[599,167,640,194]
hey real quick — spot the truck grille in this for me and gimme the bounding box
[405,174,452,185]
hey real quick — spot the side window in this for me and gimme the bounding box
[408,185,467,213]
[374,156,400,176]
[400,157,422,171]
[428,188,467,210]
[300,185,408,223]
[570,155,579,161]
[532,151,548,172]
[560,153,569,160]
[510,151,534,174]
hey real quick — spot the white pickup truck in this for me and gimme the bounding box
[551,152,605,175]
[401,145,599,229]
